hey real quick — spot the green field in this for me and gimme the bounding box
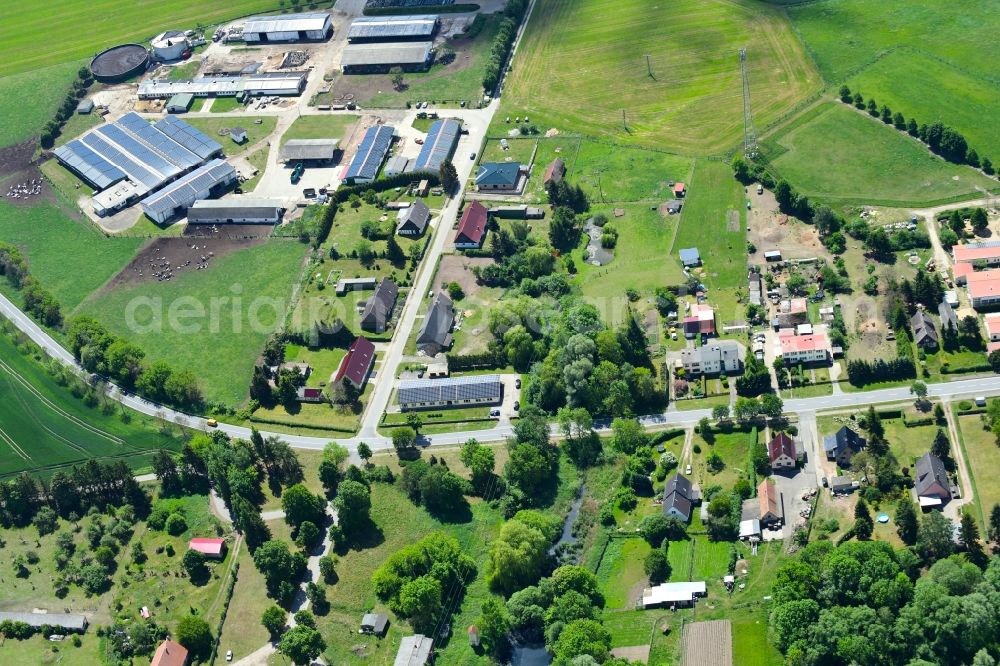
[0,62,82,148]
[767,102,997,206]
[501,0,820,153]
[281,114,360,146]
[0,1,320,77]
[0,200,143,311]
[183,116,277,156]
[80,240,307,406]
[0,326,182,478]
[596,537,652,609]
[844,49,1000,160]
[956,413,1000,526]
[572,141,693,203]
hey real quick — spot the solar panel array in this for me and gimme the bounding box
[398,374,501,406]
[413,118,460,171]
[140,159,236,219]
[348,15,438,41]
[52,142,127,191]
[344,125,395,181]
[153,115,223,160]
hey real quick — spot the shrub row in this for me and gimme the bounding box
[482,0,529,92]
[40,67,94,149]
[846,357,916,387]
[0,242,62,327]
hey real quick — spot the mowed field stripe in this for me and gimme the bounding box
[0,425,31,461]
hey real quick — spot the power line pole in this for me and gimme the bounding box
[740,48,758,159]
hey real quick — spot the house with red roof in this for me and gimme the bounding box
[984,313,1000,353]
[334,337,376,389]
[778,329,830,365]
[455,201,489,249]
[673,182,687,197]
[188,538,226,560]
[683,303,715,338]
[767,432,797,470]
[151,640,188,666]
[967,268,1000,309]
[542,158,565,187]
[953,242,1000,267]
[758,478,782,526]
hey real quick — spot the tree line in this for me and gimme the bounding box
[39,67,94,149]
[482,0,530,92]
[0,242,62,327]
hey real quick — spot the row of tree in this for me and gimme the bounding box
[481,0,530,92]
[39,66,93,149]
[0,242,62,327]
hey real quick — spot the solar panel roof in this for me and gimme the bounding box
[80,132,163,189]
[345,125,394,181]
[117,112,200,169]
[398,374,501,406]
[96,124,181,180]
[140,159,236,218]
[153,115,223,160]
[53,141,127,190]
[413,118,460,171]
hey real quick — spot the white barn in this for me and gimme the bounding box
[242,13,333,43]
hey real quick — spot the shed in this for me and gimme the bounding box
[76,99,95,114]
[665,200,682,214]
[679,247,701,267]
[384,155,410,176]
[188,537,227,559]
[543,158,566,186]
[0,612,88,632]
[739,518,761,539]
[230,127,248,144]
[764,250,782,262]
[361,612,389,637]
[641,581,706,609]
[166,93,194,114]
[395,634,434,666]
[673,182,687,197]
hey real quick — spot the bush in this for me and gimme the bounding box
[165,513,187,536]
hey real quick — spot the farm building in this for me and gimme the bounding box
[188,537,227,559]
[953,241,1000,267]
[475,162,524,191]
[679,340,741,376]
[165,93,194,113]
[90,43,150,83]
[280,139,339,163]
[151,640,188,666]
[140,159,237,224]
[641,581,706,609]
[242,13,333,43]
[662,473,699,522]
[336,277,377,295]
[395,635,434,666]
[543,158,565,186]
[361,612,389,636]
[0,612,88,632]
[416,291,454,356]
[397,200,431,236]
[360,278,399,334]
[398,375,501,410]
[385,155,411,176]
[679,247,700,267]
[151,31,188,61]
[824,426,866,467]
[768,432,797,470]
[739,518,761,539]
[348,15,439,43]
[776,298,809,328]
[344,125,395,184]
[683,303,715,338]
[334,337,376,389]
[491,205,544,219]
[758,478,782,526]
[230,127,248,144]
[186,198,285,224]
[412,118,461,172]
[455,201,488,248]
[914,452,952,508]
[53,112,223,216]
[911,310,938,348]
[341,42,434,73]
[138,72,308,99]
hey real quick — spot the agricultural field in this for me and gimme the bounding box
[79,239,307,406]
[0,325,183,479]
[501,0,820,153]
[0,1,324,76]
[0,62,81,149]
[766,102,997,207]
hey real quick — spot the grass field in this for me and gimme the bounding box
[691,428,756,490]
[79,240,307,406]
[731,613,783,666]
[501,0,820,154]
[844,49,1000,160]
[767,102,998,206]
[280,115,360,146]
[596,537,652,609]
[572,141,693,203]
[0,62,82,149]
[183,116,277,156]
[956,413,1000,526]
[0,1,323,77]
[0,326,182,478]
[670,159,746,321]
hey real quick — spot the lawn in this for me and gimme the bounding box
[571,140,693,204]
[501,0,820,153]
[209,96,247,113]
[956,413,1000,526]
[844,49,1000,160]
[731,612,784,666]
[216,529,274,662]
[183,116,277,156]
[0,200,143,311]
[0,323,183,479]
[882,416,941,470]
[54,111,103,147]
[0,633,103,665]
[595,537,652,609]
[671,159,747,321]
[280,114,360,146]
[0,1,325,77]
[767,101,998,207]
[691,427,757,490]
[79,240,307,406]
[0,62,81,149]
[166,59,201,81]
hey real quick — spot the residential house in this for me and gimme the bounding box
[396,200,430,236]
[910,310,939,348]
[662,473,700,522]
[475,162,523,191]
[361,278,398,334]
[679,340,741,376]
[986,313,1000,353]
[778,329,830,365]
[939,301,958,335]
[394,634,433,666]
[824,426,866,467]
[767,432,797,470]
[361,612,389,637]
[914,452,951,509]
[679,247,701,267]
[416,291,454,356]
[542,158,565,186]
[966,268,1000,309]
[758,478,782,526]
[334,337,376,389]
[151,640,189,666]
[683,303,715,338]
[188,538,226,559]
[454,201,488,249]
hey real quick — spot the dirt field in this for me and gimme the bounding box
[105,227,269,288]
[0,140,53,209]
[682,619,733,666]
[435,254,491,297]
[611,645,650,664]
[747,187,831,265]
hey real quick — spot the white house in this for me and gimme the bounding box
[679,340,742,376]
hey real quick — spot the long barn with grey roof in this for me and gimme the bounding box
[341,42,434,73]
[140,159,237,223]
[344,125,395,184]
[0,612,88,632]
[242,12,333,42]
[348,15,439,43]
[398,375,501,410]
[187,198,285,224]
[412,118,461,172]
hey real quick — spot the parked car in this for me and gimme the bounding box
[685,464,692,475]
[490,408,501,417]
[821,476,828,488]
[226,650,233,661]
[515,378,521,389]
[513,401,520,411]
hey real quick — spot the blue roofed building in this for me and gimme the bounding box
[475,162,523,191]
[344,125,395,184]
[412,118,461,172]
[140,159,237,223]
[679,247,701,267]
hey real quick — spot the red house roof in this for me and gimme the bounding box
[188,538,225,557]
[456,201,488,247]
[673,182,687,195]
[767,432,796,464]
[151,639,189,666]
[334,337,376,387]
